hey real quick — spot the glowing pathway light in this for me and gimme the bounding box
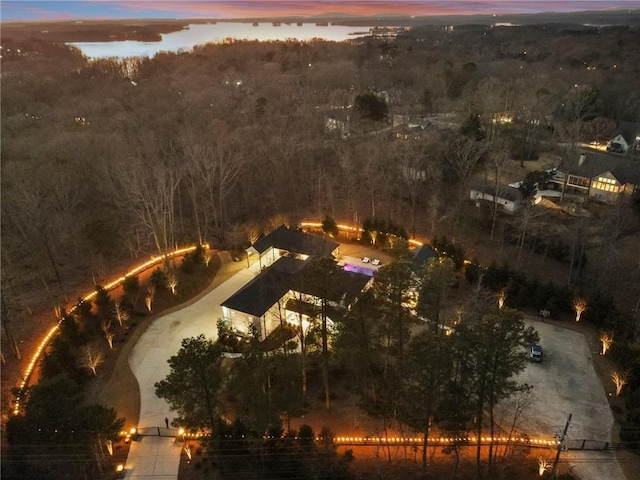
[12,244,207,415]
[13,324,60,414]
[331,435,558,446]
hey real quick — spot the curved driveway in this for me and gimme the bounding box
[123,253,253,479]
[120,253,628,480]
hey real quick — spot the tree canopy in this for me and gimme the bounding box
[155,334,225,431]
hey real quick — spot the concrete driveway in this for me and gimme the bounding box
[121,251,627,480]
[513,318,625,480]
[123,253,254,479]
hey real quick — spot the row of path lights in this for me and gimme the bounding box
[12,245,207,414]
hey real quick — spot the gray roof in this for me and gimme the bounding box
[611,121,639,144]
[221,257,370,317]
[221,257,305,317]
[568,152,640,185]
[411,245,438,269]
[471,183,523,202]
[295,268,371,305]
[251,225,339,258]
[610,161,640,185]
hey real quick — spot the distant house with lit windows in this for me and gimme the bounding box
[548,152,640,204]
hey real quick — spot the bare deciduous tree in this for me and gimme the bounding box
[1,161,68,300]
[600,331,614,355]
[101,318,114,350]
[336,143,359,226]
[180,124,244,243]
[484,142,511,241]
[145,286,155,313]
[394,139,427,238]
[538,457,552,476]
[445,137,490,191]
[475,76,510,141]
[612,371,628,396]
[245,223,261,245]
[81,345,104,376]
[167,271,178,295]
[113,298,129,327]
[111,154,181,263]
[513,203,545,269]
[573,297,587,322]
[596,200,634,293]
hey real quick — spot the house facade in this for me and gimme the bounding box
[222,225,371,340]
[547,152,640,204]
[606,122,640,156]
[469,184,524,214]
[607,134,630,154]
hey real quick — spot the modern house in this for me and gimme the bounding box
[245,224,339,273]
[222,225,372,340]
[547,152,640,204]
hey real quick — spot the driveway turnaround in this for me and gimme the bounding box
[516,319,625,480]
[123,253,254,479]
[122,257,627,480]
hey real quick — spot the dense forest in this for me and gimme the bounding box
[1,22,639,366]
[2,19,640,480]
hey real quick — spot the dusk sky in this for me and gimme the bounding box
[2,1,639,22]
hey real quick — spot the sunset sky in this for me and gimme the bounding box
[2,1,638,22]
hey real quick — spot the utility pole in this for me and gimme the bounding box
[551,413,572,478]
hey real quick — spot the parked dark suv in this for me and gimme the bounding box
[529,344,543,362]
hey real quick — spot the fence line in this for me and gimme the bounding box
[131,429,640,452]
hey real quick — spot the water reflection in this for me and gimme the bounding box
[69,22,373,59]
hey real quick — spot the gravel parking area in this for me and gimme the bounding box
[514,318,626,480]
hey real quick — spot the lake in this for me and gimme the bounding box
[69,22,375,59]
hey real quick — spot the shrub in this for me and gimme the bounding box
[75,297,93,320]
[181,245,206,273]
[321,215,339,237]
[122,275,140,301]
[150,268,168,290]
[94,285,112,319]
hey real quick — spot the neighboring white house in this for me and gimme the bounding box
[546,152,640,204]
[470,184,524,214]
[607,134,630,154]
[325,110,350,139]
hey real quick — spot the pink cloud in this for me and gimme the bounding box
[106,1,639,18]
[5,1,637,22]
